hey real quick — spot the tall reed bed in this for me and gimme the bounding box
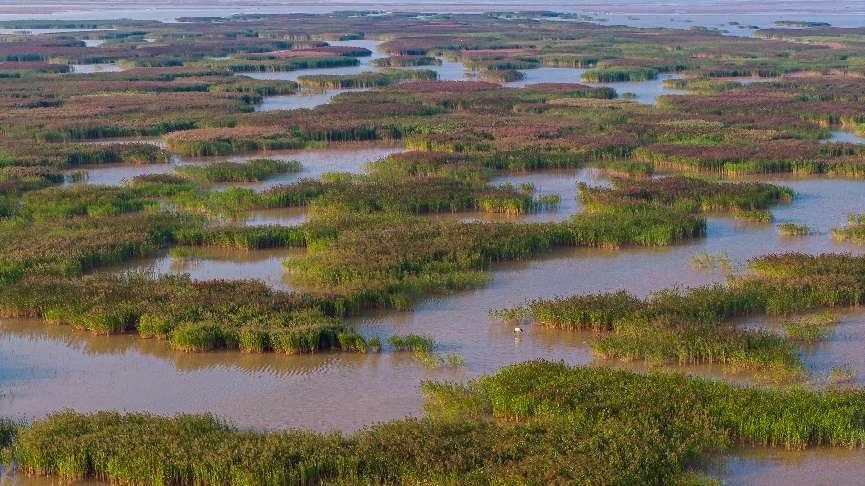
[11,361,865,484]
[423,361,865,450]
[163,128,311,157]
[0,211,182,283]
[20,185,153,220]
[581,67,658,82]
[296,69,436,90]
[373,55,441,67]
[579,176,793,216]
[198,56,359,73]
[0,272,376,353]
[174,225,306,249]
[171,176,551,218]
[1,408,701,484]
[174,159,301,183]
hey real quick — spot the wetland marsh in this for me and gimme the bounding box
[1,7,865,484]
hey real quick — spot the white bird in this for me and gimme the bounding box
[513,327,523,334]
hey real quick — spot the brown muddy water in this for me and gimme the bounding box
[710,447,865,485]
[242,206,308,227]
[2,175,865,483]
[109,247,304,293]
[739,307,865,388]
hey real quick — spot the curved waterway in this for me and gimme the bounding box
[65,145,405,187]
[247,39,473,111]
[107,247,304,293]
[504,67,685,104]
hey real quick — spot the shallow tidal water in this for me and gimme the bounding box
[713,447,865,485]
[110,247,304,293]
[248,39,473,112]
[505,67,685,104]
[67,145,405,188]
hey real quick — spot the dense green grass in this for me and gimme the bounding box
[174,225,306,249]
[170,175,551,217]
[9,362,865,484]
[579,176,793,218]
[388,334,435,352]
[423,361,865,450]
[0,272,378,353]
[21,185,153,220]
[581,66,658,82]
[0,211,181,283]
[2,409,702,485]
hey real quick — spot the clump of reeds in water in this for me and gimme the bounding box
[783,312,836,342]
[581,66,658,82]
[174,225,306,249]
[691,252,734,273]
[373,55,442,67]
[733,208,773,222]
[832,214,865,243]
[412,351,466,368]
[495,291,642,332]
[579,176,792,218]
[174,159,301,183]
[777,223,811,237]
[0,272,381,356]
[387,334,464,367]
[389,334,435,352]
[424,361,865,450]
[296,68,437,89]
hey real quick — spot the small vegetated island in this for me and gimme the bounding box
[1,10,865,484]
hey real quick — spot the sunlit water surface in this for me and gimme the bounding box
[505,67,685,104]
